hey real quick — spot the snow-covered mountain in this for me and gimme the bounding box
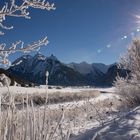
[7,53,129,86]
[8,54,90,86]
[102,63,130,86]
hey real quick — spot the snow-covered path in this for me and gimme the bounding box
[71,106,140,140]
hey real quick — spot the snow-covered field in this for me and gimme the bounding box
[0,86,109,94]
[1,86,139,140]
[0,85,115,95]
[1,86,117,110]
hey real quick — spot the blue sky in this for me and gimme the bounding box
[1,0,140,64]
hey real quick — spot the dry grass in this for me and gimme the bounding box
[1,98,122,140]
[0,88,122,140]
[1,90,100,109]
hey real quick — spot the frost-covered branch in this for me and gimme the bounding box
[0,36,49,66]
[0,0,55,35]
[0,0,55,67]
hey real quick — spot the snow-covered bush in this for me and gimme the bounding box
[0,73,11,87]
[115,76,140,106]
[115,39,140,106]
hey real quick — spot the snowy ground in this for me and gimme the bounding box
[0,86,117,109]
[71,106,140,140]
[1,86,139,140]
[46,92,119,110]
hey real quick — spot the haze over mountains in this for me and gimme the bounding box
[67,62,109,74]
[3,53,129,86]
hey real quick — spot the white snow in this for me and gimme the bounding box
[94,87,116,93]
[45,92,118,110]
[3,86,139,140]
[71,105,140,140]
[11,60,23,66]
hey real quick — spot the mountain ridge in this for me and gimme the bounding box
[4,53,129,86]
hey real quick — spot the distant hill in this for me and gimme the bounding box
[67,62,109,74]
[67,62,110,86]
[101,63,130,86]
[0,68,30,86]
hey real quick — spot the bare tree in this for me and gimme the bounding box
[0,0,55,66]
